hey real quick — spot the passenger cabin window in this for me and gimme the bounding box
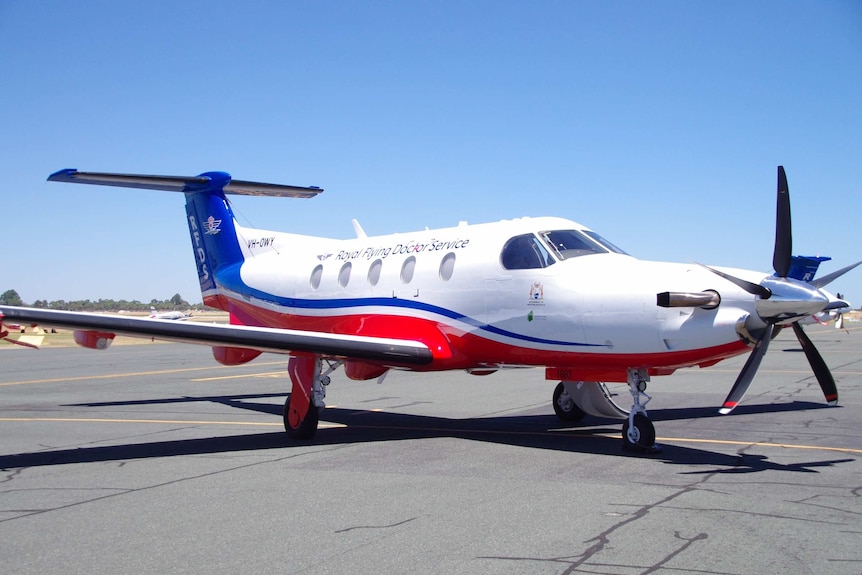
[367,259,383,286]
[539,230,608,260]
[501,234,555,270]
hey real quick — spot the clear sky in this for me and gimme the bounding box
[2,1,860,305]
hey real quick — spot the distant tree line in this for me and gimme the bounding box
[0,289,209,312]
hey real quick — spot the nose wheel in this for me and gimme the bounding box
[622,412,656,452]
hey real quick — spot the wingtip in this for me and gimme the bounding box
[47,168,78,182]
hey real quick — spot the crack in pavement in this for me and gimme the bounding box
[0,444,351,524]
[479,472,718,575]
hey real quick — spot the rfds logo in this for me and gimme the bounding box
[187,214,211,285]
[204,216,222,235]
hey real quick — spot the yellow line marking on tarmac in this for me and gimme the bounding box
[652,436,862,454]
[0,417,345,429]
[0,361,289,387]
[191,371,286,382]
[678,368,862,375]
[1,417,858,454]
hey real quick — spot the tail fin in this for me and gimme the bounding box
[47,169,323,307]
[183,172,245,302]
[786,255,831,282]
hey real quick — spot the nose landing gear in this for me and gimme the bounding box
[622,368,660,453]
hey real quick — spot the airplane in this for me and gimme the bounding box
[802,305,852,330]
[0,166,858,453]
[149,306,192,321]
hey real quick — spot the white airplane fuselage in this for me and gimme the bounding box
[218,216,759,381]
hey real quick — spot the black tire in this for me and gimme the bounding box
[621,412,656,451]
[552,382,587,422]
[283,393,319,439]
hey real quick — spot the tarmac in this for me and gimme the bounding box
[1,322,861,574]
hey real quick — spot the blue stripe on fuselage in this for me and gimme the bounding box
[213,265,601,348]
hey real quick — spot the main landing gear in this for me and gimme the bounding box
[283,356,339,439]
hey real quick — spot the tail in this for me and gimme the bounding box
[786,255,831,282]
[48,169,322,308]
[182,172,245,306]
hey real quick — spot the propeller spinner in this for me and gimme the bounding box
[713,166,853,414]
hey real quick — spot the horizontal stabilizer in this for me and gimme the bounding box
[48,169,323,198]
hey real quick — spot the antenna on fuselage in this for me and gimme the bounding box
[352,219,367,239]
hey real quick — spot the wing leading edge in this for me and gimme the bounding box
[0,306,432,366]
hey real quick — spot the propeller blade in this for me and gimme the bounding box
[836,313,844,330]
[811,260,862,289]
[773,166,792,278]
[719,323,775,414]
[791,322,838,405]
[699,263,772,299]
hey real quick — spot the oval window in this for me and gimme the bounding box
[400,256,416,284]
[310,264,323,289]
[439,252,456,281]
[367,258,383,286]
[338,262,352,287]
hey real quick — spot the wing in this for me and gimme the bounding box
[0,306,432,366]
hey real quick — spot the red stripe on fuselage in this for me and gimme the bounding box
[210,295,749,378]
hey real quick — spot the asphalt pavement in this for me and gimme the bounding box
[1,323,860,574]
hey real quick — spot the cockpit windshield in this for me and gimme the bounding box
[538,229,627,260]
[582,230,628,255]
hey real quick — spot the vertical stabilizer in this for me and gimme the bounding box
[786,255,831,283]
[183,172,245,304]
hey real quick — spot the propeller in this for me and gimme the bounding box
[711,166,854,414]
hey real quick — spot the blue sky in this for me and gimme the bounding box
[2,1,860,305]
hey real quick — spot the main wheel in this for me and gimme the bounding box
[283,393,319,439]
[552,382,586,422]
[621,413,656,452]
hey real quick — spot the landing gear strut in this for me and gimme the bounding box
[622,368,659,453]
[283,356,338,439]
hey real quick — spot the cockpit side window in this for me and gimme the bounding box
[501,234,555,270]
[539,230,606,260]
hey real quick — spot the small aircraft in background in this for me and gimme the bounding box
[0,166,858,453]
[149,306,192,321]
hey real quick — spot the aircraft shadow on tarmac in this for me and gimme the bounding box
[0,393,852,474]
